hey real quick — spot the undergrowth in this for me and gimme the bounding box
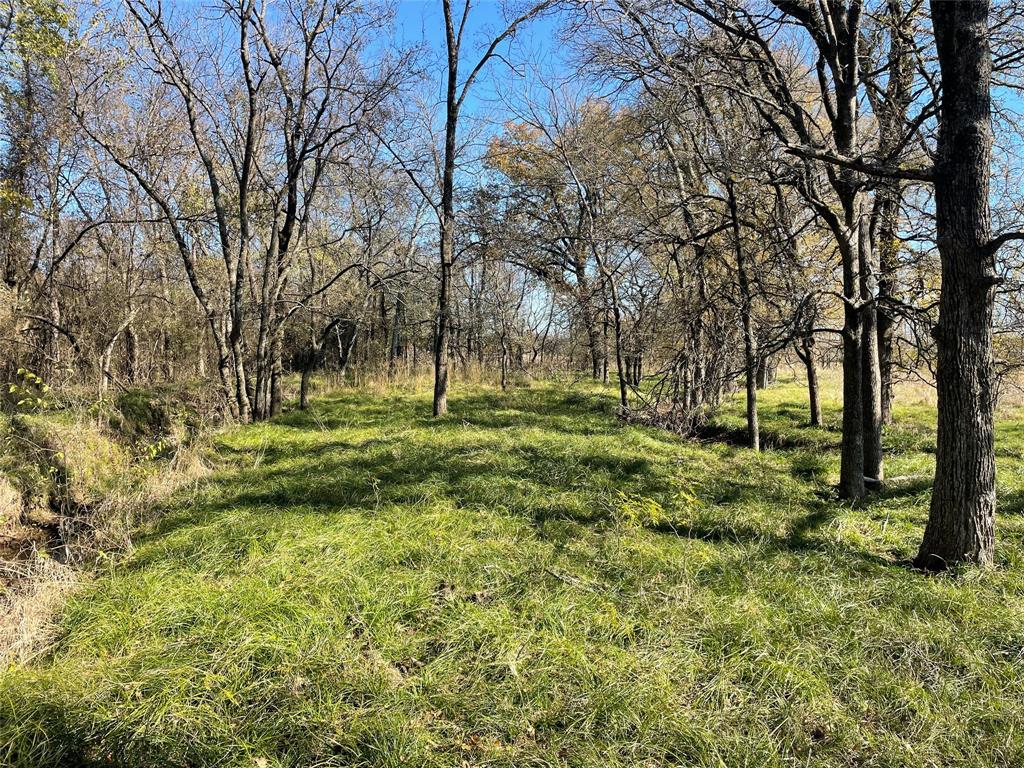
[0,386,215,665]
[2,377,1024,767]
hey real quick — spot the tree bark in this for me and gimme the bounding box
[916,0,997,570]
[390,289,404,378]
[860,218,884,485]
[839,234,866,499]
[299,358,312,410]
[269,320,284,417]
[500,341,509,391]
[729,180,758,452]
[434,0,463,417]
[124,323,139,385]
[197,321,207,379]
[872,0,914,427]
[877,239,897,425]
[603,270,628,410]
[578,277,602,379]
[799,335,822,427]
[299,346,315,411]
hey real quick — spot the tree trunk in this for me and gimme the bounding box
[433,247,452,416]
[877,265,896,425]
[755,356,769,390]
[269,320,284,417]
[729,180,758,452]
[229,321,251,423]
[435,0,462,418]
[299,349,314,411]
[197,322,207,378]
[873,0,914,427]
[601,300,610,386]
[390,289,404,378]
[743,326,759,452]
[124,323,138,385]
[338,320,358,380]
[916,0,996,570]
[860,218,884,485]
[500,341,509,391]
[585,321,602,379]
[876,189,900,427]
[839,233,866,499]
[798,335,822,428]
[604,272,628,410]
[158,259,174,381]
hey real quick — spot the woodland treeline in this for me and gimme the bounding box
[2,0,1024,569]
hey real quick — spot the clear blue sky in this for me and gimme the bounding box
[391,0,572,120]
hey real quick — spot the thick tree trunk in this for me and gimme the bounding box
[839,232,866,499]
[916,0,997,570]
[873,0,914,427]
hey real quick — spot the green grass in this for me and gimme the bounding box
[4,377,1024,766]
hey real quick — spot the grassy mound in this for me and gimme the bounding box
[2,379,1024,767]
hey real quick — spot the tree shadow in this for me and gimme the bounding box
[693,422,839,451]
[648,502,901,574]
[128,386,912,580]
[864,474,934,505]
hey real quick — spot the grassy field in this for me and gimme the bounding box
[3,376,1024,767]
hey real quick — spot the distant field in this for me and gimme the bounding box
[3,378,1024,767]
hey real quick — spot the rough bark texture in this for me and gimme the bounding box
[872,0,914,428]
[839,232,865,499]
[916,0,997,570]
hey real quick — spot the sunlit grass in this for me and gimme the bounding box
[3,377,1024,766]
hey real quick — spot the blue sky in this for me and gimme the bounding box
[391,0,573,121]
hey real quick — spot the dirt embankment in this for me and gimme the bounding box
[0,386,219,663]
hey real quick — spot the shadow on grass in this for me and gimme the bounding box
[694,422,840,451]
[867,474,934,503]
[997,488,1024,516]
[648,503,899,573]
[134,386,909,578]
